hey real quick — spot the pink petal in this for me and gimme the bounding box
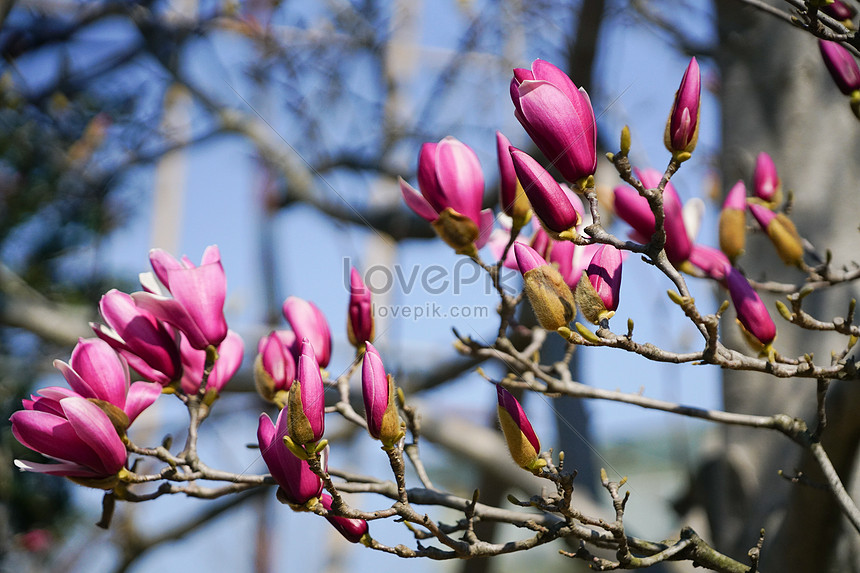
[124,381,162,424]
[400,178,438,222]
[166,263,228,348]
[61,397,126,474]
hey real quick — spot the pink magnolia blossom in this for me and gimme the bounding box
[133,245,228,350]
[400,137,494,249]
[753,152,781,203]
[510,59,597,183]
[53,338,160,425]
[12,394,127,480]
[584,245,623,313]
[725,265,776,346]
[283,297,332,368]
[289,338,326,445]
[613,169,692,265]
[257,410,323,506]
[255,330,298,401]
[92,289,181,385]
[819,40,860,95]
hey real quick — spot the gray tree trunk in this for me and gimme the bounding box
[713,2,860,570]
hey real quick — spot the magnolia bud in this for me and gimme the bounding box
[496,385,545,473]
[515,243,575,331]
[718,180,748,262]
[574,245,622,324]
[748,204,804,267]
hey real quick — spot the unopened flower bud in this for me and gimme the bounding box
[574,245,622,324]
[819,40,860,95]
[718,180,748,262]
[753,152,782,205]
[748,204,804,267]
[320,494,369,543]
[361,343,403,449]
[514,243,575,330]
[725,265,776,348]
[664,57,701,160]
[496,131,531,228]
[287,338,325,448]
[496,385,544,473]
[347,268,374,349]
[509,147,581,238]
[254,330,296,407]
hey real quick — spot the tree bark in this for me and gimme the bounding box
[714,2,860,569]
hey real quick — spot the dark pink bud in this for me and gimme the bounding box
[496,131,527,221]
[283,297,332,368]
[725,265,776,346]
[257,411,322,505]
[665,57,701,155]
[347,268,373,347]
[509,147,581,234]
[819,40,860,95]
[585,245,623,313]
[496,385,543,471]
[821,0,856,22]
[290,338,325,444]
[514,242,548,274]
[320,494,368,543]
[511,59,597,183]
[361,342,388,440]
[753,153,780,203]
[688,244,730,281]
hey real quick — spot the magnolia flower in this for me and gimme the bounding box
[254,330,297,406]
[613,169,692,265]
[133,245,228,350]
[725,265,776,347]
[12,394,127,486]
[92,289,182,385]
[257,410,323,506]
[320,494,369,543]
[748,204,804,267]
[496,131,531,227]
[510,59,597,184]
[287,338,326,447]
[283,296,332,368]
[53,337,161,428]
[819,40,860,95]
[400,136,493,254]
[575,244,623,324]
[718,180,748,262]
[753,152,781,204]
